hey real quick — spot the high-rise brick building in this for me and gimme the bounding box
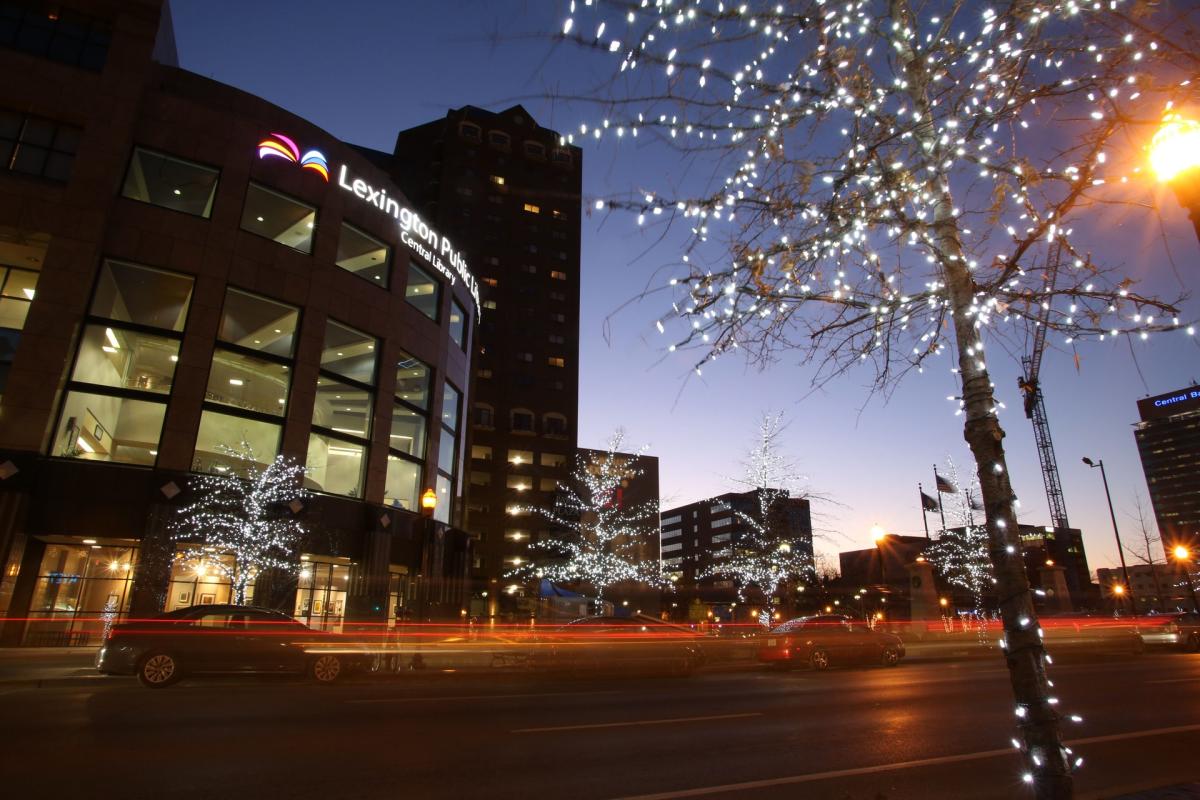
[389,107,582,616]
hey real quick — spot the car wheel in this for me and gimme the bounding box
[309,653,343,684]
[882,646,901,667]
[137,652,181,688]
[810,648,830,671]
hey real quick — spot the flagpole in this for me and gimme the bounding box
[918,483,931,539]
[933,464,947,533]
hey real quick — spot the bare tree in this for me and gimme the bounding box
[550,2,1199,794]
[701,413,816,611]
[1122,492,1165,607]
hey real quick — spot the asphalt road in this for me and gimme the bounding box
[2,653,1199,799]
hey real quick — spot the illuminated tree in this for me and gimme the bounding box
[702,413,815,610]
[925,458,993,614]
[552,1,1200,792]
[510,431,665,602]
[171,443,309,605]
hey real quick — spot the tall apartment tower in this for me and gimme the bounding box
[1135,384,1200,555]
[390,106,583,616]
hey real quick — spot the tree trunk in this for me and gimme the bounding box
[890,1,1073,794]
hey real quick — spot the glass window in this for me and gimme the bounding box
[322,319,377,385]
[438,427,457,476]
[293,556,352,632]
[441,383,461,433]
[507,449,533,465]
[0,5,111,71]
[335,222,390,286]
[472,445,492,461]
[165,547,253,611]
[240,183,316,254]
[395,350,430,408]
[390,404,425,459]
[506,475,531,491]
[384,455,420,511]
[473,404,494,428]
[540,452,567,468]
[312,376,372,439]
[194,410,280,474]
[0,265,37,329]
[205,349,290,416]
[449,299,468,350]
[405,263,440,321]
[306,433,365,498]
[70,325,178,394]
[434,474,451,524]
[512,410,534,432]
[121,148,219,218]
[24,542,136,645]
[217,288,298,358]
[0,111,82,182]
[90,260,193,332]
[52,390,165,466]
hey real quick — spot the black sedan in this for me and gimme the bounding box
[97,604,363,688]
[758,614,905,670]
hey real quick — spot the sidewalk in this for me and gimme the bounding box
[0,646,109,688]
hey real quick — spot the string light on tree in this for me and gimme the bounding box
[171,441,309,605]
[550,1,1199,794]
[507,431,666,603]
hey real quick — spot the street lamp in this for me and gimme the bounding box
[420,488,437,518]
[1082,457,1137,615]
[1171,545,1200,613]
[1149,113,1200,245]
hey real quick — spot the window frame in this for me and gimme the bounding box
[119,145,221,220]
[239,181,318,255]
[50,258,196,468]
[334,220,392,288]
[404,261,442,323]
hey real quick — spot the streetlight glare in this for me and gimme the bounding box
[1174,545,1191,561]
[870,525,886,543]
[1150,114,1200,182]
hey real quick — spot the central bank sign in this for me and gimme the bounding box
[258,133,480,314]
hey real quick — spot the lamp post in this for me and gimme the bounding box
[1149,113,1200,245]
[1172,545,1200,613]
[1082,457,1137,615]
[420,488,437,519]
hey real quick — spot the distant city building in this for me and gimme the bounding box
[388,106,583,616]
[1013,525,1091,601]
[839,535,930,591]
[660,490,814,610]
[1134,384,1200,556]
[1096,564,1174,611]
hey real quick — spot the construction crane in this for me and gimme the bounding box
[1017,241,1071,531]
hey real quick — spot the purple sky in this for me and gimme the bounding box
[170,1,1200,575]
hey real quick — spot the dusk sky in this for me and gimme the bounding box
[170,0,1200,573]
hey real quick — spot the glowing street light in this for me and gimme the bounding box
[1149,113,1200,245]
[420,488,437,518]
[1082,457,1137,615]
[870,524,886,543]
[1170,545,1199,613]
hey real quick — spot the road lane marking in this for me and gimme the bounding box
[513,712,760,734]
[1146,677,1200,684]
[347,689,619,705]
[609,723,1200,800]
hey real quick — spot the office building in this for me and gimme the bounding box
[661,490,814,615]
[389,106,582,616]
[0,0,477,643]
[1135,384,1200,555]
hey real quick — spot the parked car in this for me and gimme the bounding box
[758,614,905,670]
[1137,612,1200,651]
[531,615,704,676]
[96,604,365,688]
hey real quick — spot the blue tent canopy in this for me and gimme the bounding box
[539,578,585,599]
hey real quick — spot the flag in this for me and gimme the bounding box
[935,473,958,494]
[920,491,940,512]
